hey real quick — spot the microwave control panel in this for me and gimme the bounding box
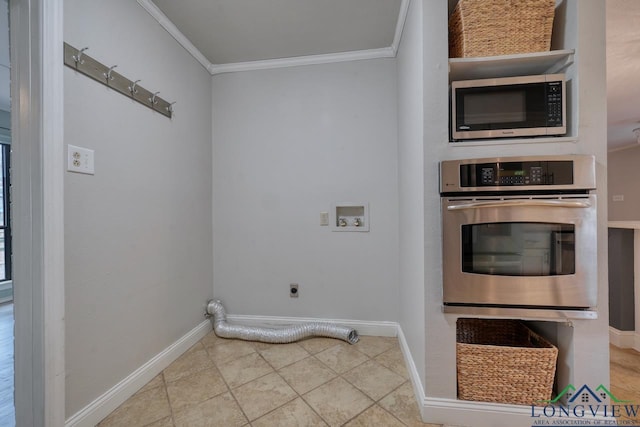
[546,81,564,127]
[460,160,573,187]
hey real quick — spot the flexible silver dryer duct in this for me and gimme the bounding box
[205,300,359,345]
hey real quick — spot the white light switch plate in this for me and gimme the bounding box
[320,212,329,226]
[67,144,95,175]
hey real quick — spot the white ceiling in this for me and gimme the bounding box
[150,0,403,65]
[607,0,640,150]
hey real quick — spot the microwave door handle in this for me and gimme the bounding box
[446,199,591,211]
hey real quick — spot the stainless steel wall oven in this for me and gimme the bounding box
[440,155,597,317]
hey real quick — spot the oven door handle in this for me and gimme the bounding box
[446,199,592,211]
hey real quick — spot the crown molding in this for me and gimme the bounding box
[209,47,395,75]
[138,0,409,75]
[137,0,212,72]
[391,0,411,55]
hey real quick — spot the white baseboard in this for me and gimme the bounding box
[395,325,427,403]
[609,326,639,350]
[424,397,536,427]
[422,397,621,427]
[65,320,212,427]
[226,314,399,337]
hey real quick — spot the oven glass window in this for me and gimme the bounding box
[461,222,575,276]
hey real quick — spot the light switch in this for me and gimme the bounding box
[612,195,624,202]
[67,145,95,175]
[320,212,329,226]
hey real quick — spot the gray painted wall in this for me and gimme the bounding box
[211,59,399,321]
[396,0,426,386]
[608,146,640,221]
[64,0,213,417]
[608,228,635,331]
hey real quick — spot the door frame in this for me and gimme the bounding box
[10,0,65,425]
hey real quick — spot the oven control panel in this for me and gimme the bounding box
[478,165,546,186]
[463,161,572,187]
[440,155,596,194]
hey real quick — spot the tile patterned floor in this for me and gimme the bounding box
[90,333,640,426]
[98,333,441,427]
[0,302,638,426]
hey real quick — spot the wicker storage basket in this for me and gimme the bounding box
[449,0,556,58]
[456,318,558,405]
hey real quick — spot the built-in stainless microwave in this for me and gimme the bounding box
[451,74,566,140]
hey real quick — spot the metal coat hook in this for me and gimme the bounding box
[103,65,118,81]
[149,92,160,105]
[72,47,89,65]
[64,43,173,118]
[128,79,141,95]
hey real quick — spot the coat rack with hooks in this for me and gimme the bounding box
[63,42,175,118]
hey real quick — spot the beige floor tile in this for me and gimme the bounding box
[98,385,171,427]
[315,343,369,374]
[144,416,174,427]
[303,377,374,427]
[166,366,228,413]
[278,356,338,395]
[232,372,298,421]
[218,352,273,388]
[250,340,278,351]
[252,397,327,427]
[298,337,344,354]
[343,360,406,401]
[163,342,214,383]
[205,339,256,365]
[135,373,165,396]
[353,336,398,358]
[259,342,310,370]
[173,392,247,427]
[375,346,409,379]
[199,330,222,348]
[379,381,427,427]
[343,404,405,427]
